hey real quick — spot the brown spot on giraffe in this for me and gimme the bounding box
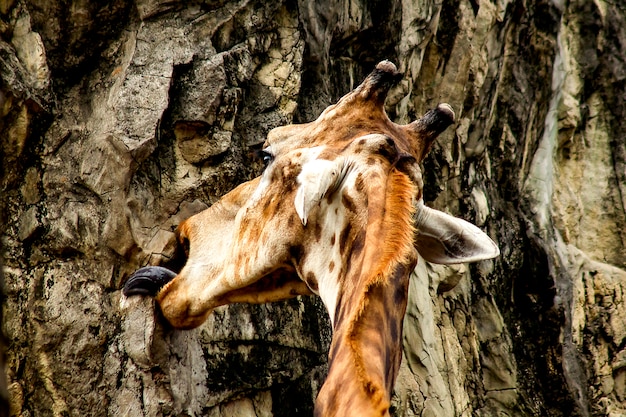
[341,190,357,213]
[314,222,322,242]
[338,223,353,255]
[123,61,500,416]
[355,172,365,193]
[286,212,297,228]
[305,271,318,292]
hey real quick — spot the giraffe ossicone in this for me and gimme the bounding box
[123,60,499,417]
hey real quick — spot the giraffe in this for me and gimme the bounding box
[123,61,499,416]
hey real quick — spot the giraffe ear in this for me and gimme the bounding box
[414,199,500,264]
[294,158,348,226]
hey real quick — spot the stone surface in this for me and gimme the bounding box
[1,0,626,416]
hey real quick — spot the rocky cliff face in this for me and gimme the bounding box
[1,0,625,416]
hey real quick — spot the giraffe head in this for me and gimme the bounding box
[124,61,499,416]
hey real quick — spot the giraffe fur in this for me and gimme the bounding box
[123,60,499,416]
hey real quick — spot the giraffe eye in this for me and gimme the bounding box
[255,149,274,167]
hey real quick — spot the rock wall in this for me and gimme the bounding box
[0,228,7,417]
[1,0,625,416]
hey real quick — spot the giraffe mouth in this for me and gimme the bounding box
[123,264,312,306]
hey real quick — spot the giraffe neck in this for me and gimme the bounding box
[309,167,418,416]
[314,261,414,417]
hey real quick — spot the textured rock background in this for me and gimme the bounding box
[1,0,625,416]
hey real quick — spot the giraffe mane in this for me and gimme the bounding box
[370,168,418,281]
[345,167,417,403]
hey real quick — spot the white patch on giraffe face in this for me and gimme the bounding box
[294,156,351,225]
[303,192,346,326]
